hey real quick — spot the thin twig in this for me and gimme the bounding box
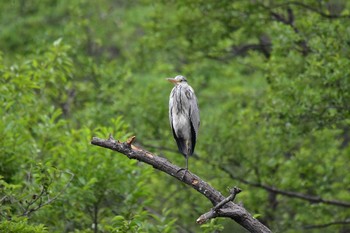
[21,170,75,216]
[0,196,7,203]
[197,187,242,224]
[212,187,242,211]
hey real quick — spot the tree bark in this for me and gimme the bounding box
[91,135,272,233]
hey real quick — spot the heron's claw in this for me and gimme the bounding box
[176,168,188,181]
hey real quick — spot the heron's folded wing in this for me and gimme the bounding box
[186,87,200,155]
[186,88,200,133]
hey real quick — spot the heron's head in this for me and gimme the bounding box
[167,75,187,85]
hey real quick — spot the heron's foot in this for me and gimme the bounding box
[176,168,188,180]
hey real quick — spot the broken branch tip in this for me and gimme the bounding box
[126,136,136,145]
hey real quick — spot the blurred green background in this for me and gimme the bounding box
[1,0,350,232]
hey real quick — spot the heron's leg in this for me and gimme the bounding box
[185,154,189,170]
[182,156,189,180]
[176,155,188,180]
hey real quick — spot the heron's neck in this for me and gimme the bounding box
[177,83,188,87]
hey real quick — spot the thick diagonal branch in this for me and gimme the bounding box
[91,136,271,233]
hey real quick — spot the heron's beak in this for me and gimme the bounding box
[167,78,178,84]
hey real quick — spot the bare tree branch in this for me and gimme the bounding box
[204,36,272,62]
[260,4,311,55]
[275,1,350,19]
[91,135,272,233]
[302,219,350,229]
[221,166,350,208]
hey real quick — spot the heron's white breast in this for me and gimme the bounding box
[172,112,191,139]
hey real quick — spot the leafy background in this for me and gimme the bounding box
[1,0,349,232]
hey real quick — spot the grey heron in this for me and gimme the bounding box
[167,75,200,174]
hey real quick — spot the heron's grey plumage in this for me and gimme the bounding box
[168,75,200,170]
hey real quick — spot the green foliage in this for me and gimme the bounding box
[1,0,350,232]
[0,218,48,233]
[201,219,225,233]
[0,34,174,232]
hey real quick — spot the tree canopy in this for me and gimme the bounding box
[1,0,350,232]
